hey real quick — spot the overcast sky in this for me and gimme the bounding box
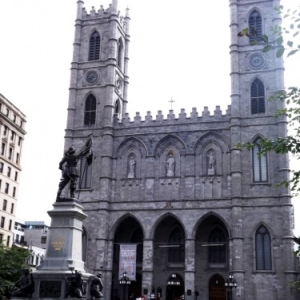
[0,0,299,233]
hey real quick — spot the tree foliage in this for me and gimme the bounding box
[0,244,30,300]
[238,5,300,58]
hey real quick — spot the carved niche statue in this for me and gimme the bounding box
[127,156,136,178]
[166,152,175,177]
[207,151,216,175]
[90,273,104,300]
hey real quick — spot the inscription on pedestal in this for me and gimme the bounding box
[47,232,69,257]
[40,281,61,298]
[51,235,66,251]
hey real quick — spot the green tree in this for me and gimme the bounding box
[0,243,30,299]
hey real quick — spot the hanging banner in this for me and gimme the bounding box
[119,244,137,281]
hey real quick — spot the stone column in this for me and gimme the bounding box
[142,239,154,297]
[184,238,195,300]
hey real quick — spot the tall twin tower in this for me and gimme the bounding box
[62,0,297,299]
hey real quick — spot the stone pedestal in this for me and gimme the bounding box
[31,198,94,299]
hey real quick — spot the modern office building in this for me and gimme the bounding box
[23,221,49,249]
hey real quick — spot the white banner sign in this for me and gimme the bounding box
[119,244,137,281]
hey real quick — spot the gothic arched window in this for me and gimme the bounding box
[168,227,185,263]
[115,100,121,114]
[88,31,100,61]
[79,158,92,189]
[252,138,268,182]
[117,38,123,69]
[256,225,272,270]
[251,79,265,114]
[208,227,226,263]
[131,228,143,263]
[249,10,262,42]
[82,227,87,262]
[84,95,96,127]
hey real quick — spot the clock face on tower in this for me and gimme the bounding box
[249,53,265,69]
[85,71,99,85]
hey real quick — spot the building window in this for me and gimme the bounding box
[79,159,92,189]
[5,183,9,194]
[7,167,11,177]
[256,225,272,270]
[14,171,18,181]
[0,179,2,190]
[0,234,3,243]
[13,187,16,198]
[8,148,12,160]
[1,143,5,155]
[8,220,12,231]
[249,10,262,42]
[251,79,265,114]
[20,120,23,128]
[3,125,8,135]
[253,138,268,182]
[16,153,19,164]
[168,227,185,263]
[88,31,100,61]
[84,95,96,127]
[13,114,16,122]
[18,137,22,146]
[11,131,15,141]
[3,199,7,211]
[1,216,5,228]
[115,100,121,115]
[6,235,10,247]
[11,203,14,214]
[117,38,123,69]
[0,162,3,173]
[6,109,9,116]
[208,227,226,263]
[41,236,47,244]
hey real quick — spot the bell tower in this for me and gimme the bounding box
[228,0,288,198]
[229,0,284,119]
[228,0,289,197]
[65,0,130,141]
[228,1,294,298]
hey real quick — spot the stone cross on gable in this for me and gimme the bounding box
[169,97,175,109]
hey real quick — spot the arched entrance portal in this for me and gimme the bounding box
[209,274,226,300]
[166,273,184,300]
[195,214,229,299]
[112,217,144,300]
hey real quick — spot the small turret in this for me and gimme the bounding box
[111,0,118,14]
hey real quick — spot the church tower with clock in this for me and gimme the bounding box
[61,0,297,299]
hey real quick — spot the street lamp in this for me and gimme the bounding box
[224,273,237,300]
[119,272,131,300]
[150,291,156,300]
[167,273,180,286]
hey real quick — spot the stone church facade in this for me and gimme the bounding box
[62,0,297,299]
